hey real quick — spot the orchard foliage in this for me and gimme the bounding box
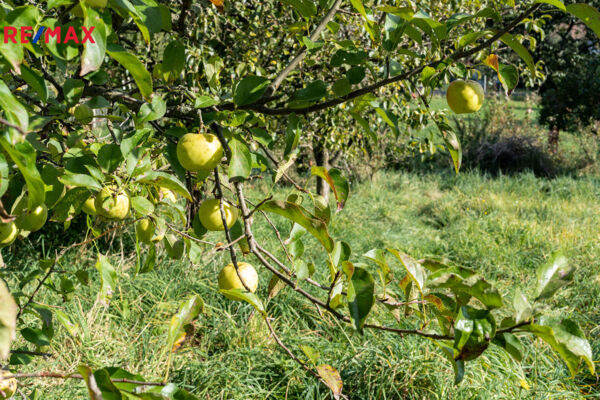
[0,0,599,397]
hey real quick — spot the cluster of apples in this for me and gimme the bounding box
[176,132,259,299]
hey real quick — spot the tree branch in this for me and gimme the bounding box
[266,0,344,96]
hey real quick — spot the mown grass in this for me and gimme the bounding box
[5,169,600,399]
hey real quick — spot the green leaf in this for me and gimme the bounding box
[316,364,343,399]
[346,66,366,84]
[291,80,327,102]
[534,252,574,300]
[20,65,48,103]
[521,320,594,375]
[436,344,465,384]
[0,28,23,73]
[387,250,426,293]
[58,172,102,191]
[0,154,8,197]
[78,365,103,400]
[483,55,519,95]
[136,171,191,201]
[138,95,166,123]
[0,80,28,134]
[163,40,185,80]
[0,280,17,359]
[80,4,108,76]
[426,266,504,309]
[566,3,600,38]
[300,345,320,365]
[500,33,535,76]
[228,138,252,182]
[536,0,565,11]
[64,78,85,106]
[281,0,317,18]
[110,0,151,44]
[513,289,532,324]
[95,254,117,306]
[332,78,351,97]
[233,75,270,106]
[346,265,375,333]
[92,368,122,399]
[331,241,351,268]
[0,139,45,208]
[284,114,301,157]
[220,289,265,315]
[310,167,349,211]
[97,143,123,173]
[492,332,524,362]
[330,49,368,67]
[131,196,154,216]
[167,295,203,353]
[259,200,334,252]
[453,306,496,361]
[349,0,368,20]
[106,44,153,100]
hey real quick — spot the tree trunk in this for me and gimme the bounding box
[548,125,559,153]
[314,142,330,202]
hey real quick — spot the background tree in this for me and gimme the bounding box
[535,0,600,148]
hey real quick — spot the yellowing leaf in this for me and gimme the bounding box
[483,54,500,72]
[209,0,225,12]
[317,364,343,399]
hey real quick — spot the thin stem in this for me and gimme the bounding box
[267,0,344,95]
[0,372,164,386]
[166,222,216,246]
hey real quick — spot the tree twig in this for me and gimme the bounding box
[0,372,165,386]
[267,0,344,95]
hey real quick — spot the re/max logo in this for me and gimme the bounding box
[3,26,96,44]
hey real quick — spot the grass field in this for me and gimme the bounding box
[6,169,600,399]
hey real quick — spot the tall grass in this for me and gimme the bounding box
[6,170,600,399]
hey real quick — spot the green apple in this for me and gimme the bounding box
[136,218,155,244]
[218,262,259,299]
[0,222,18,248]
[95,187,130,220]
[71,104,94,124]
[82,195,97,215]
[197,199,238,231]
[176,133,223,172]
[446,80,484,114]
[0,370,17,399]
[13,198,48,232]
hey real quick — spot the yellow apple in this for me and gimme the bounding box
[136,219,155,244]
[197,199,238,231]
[0,370,17,399]
[218,262,259,299]
[160,188,177,203]
[95,187,130,219]
[176,133,223,172]
[446,80,484,114]
[0,222,18,248]
[82,195,97,215]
